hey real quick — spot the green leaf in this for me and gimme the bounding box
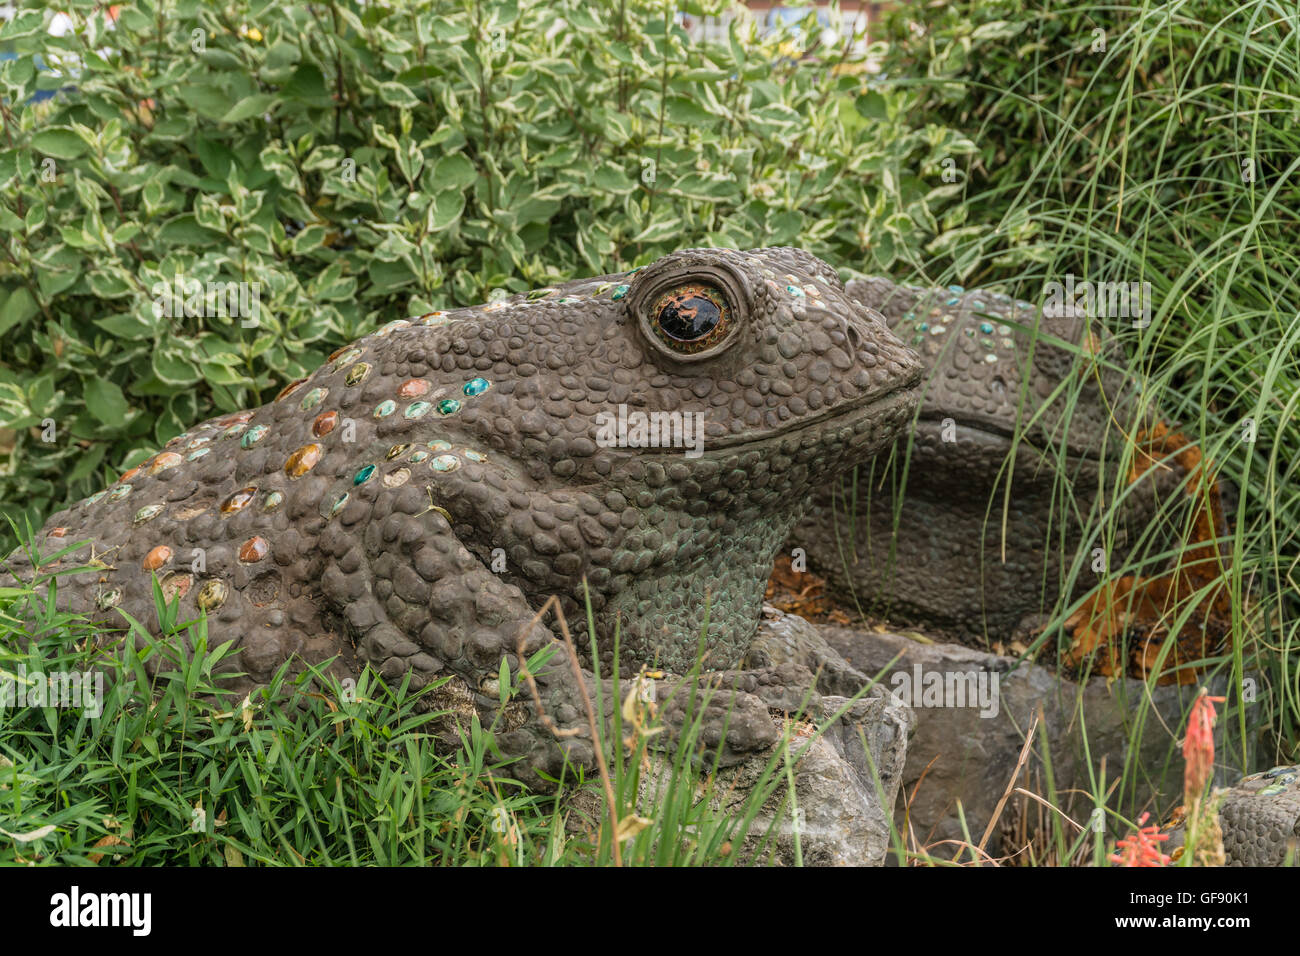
[152,349,202,387]
[84,377,129,425]
[432,153,477,190]
[665,95,714,127]
[377,81,420,109]
[427,190,465,231]
[0,287,38,337]
[30,127,88,160]
[855,91,888,121]
[222,94,277,123]
[177,84,235,121]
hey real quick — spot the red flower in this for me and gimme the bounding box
[1183,691,1226,799]
[1110,813,1172,867]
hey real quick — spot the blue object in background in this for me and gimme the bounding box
[0,51,71,103]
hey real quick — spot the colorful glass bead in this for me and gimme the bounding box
[238,536,269,563]
[330,347,363,370]
[437,399,461,416]
[431,454,461,472]
[404,401,432,420]
[344,363,371,387]
[220,486,257,515]
[786,285,805,297]
[109,485,132,501]
[222,422,248,440]
[984,354,998,364]
[301,387,329,411]
[320,492,349,519]
[998,324,1011,336]
[428,440,452,452]
[195,579,228,611]
[96,588,123,610]
[387,443,411,460]
[160,571,192,602]
[374,400,396,419]
[120,466,142,483]
[327,343,355,362]
[133,504,164,525]
[398,378,430,398]
[463,377,490,397]
[262,491,284,512]
[375,319,411,336]
[240,425,270,448]
[353,465,376,485]
[284,443,323,478]
[187,436,211,450]
[143,545,173,571]
[276,378,307,402]
[188,448,211,461]
[47,527,68,538]
[421,312,451,327]
[948,284,964,293]
[86,491,107,506]
[979,322,994,335]
[611,284,629,300]
[312,410,339,437]
[464,449,488,463]
[382,468,410,488]
[408,450,429,464]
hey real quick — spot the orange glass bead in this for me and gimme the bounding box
[239,536,269,563]
[277,378,307,402]
[149,452,183,475]
[143,545,173,571]
[284,443,323,478]
[220,486,257,515]
[397,378,430,398]
[312,410,339,437]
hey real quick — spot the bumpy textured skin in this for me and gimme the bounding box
[1165,766,1300,866]
[1,247,922,787]
[796,277,1179,644]
[1215,766,1300,866]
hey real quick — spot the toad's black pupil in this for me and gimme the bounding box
[657,293,722,341]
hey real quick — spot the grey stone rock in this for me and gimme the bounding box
[565,609,914,865]
[813,622,1243,857]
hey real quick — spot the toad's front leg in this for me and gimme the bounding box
[318,480,779,787]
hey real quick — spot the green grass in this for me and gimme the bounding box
[0,536,879,866]
[879,3,1298,720]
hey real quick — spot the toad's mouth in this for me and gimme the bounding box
[914,412,1102,461]
[677,374,924,455]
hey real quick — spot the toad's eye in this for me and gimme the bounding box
[650,283,732,354]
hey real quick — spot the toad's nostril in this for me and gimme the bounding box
[845,321,863,351]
